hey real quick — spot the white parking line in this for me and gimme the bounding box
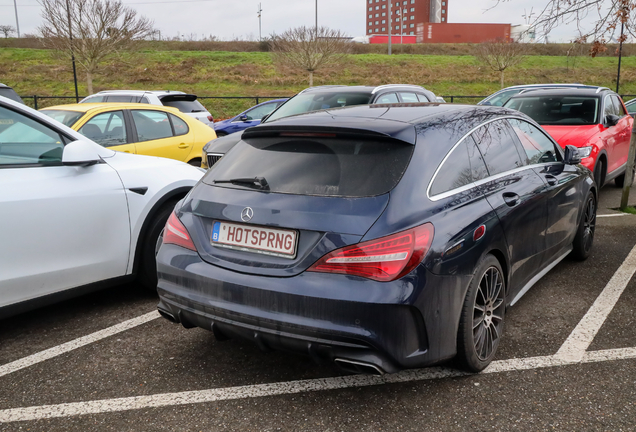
[597,213,628,218]
[556,242,636,362]
[0,311,159,379]
[2,231,636,423]
[2,348,635,424]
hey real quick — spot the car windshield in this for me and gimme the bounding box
[162,99,207,113]
[266,92,373,122]
[480,89,522,107]
[504,96,600,125]
[41,110,85,127]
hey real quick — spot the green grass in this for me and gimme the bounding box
[2,48,635,118]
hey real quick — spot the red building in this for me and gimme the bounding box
[366,0,448,36]
[365,0,511,43]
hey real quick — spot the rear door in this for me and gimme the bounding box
[611,95,632,169]
[76,109,136,154]
[129,109,193,161]
[472,119,549,295]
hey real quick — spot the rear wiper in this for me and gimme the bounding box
[190,109,206,113]
[213,177,269,190]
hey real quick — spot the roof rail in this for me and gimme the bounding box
[372,84,425,94]
[595,87,611,93]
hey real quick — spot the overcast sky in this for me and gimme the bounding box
[0,0,609,42]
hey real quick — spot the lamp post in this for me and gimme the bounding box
[257,3,262,42]
[396,8,403,44]
[388,1,392,55]
[65,0,79,102]
[616,19,625,94]
[13,0,20,38]
[315,0,318,39]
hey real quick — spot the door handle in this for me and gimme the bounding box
[502,192,520,207]
[178,143,189,149]
[123,150,131,153]
[545,174,558,186]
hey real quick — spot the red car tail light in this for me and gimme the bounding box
[163,212,197,251]
[308,223,434,282]
[207,115,214,122]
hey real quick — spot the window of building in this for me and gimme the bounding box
[382,12,386,16]
[382,27,386,31]
[369,14,372,18]
[411,0,415,3]
[375,28,379,32]
[382,19,386,23]
[410,15,414,19]
[369,22,373,26]
[442,17,445,21]
[442,9,445,13]
[375,20,379,24]
[382,4,386,8]
[369,29,373,33]
[395,25,399,30]
[376,6,379,9]
[369,7,372,10]
[375,13,379,17]
[368,0,372,3]
[410,7,415,11]
[402,24,407,28]
[409,31,414,35]
[409,23,414,28]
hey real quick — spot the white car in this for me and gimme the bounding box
[80,90,214,127]
[0,95,204,318]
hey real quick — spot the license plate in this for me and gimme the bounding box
[211,221,298,259]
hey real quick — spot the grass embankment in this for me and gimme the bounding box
[1,47,635,118]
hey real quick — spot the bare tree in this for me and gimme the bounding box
[473,38,526,89]
[269,26,351,86]
[512,0,634,55]
[38,0,153,94]
[0,25,16,38]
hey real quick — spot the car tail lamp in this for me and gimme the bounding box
[308,223,434,282]
[163,212,197,251]
[207,115,214,122]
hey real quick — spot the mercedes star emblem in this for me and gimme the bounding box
[241,207,254,222]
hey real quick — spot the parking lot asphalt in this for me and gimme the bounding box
[2,182,636,431]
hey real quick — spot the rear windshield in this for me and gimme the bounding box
[207,137,414,197]
[267,92,372,122]
[505,96,600,125]
[162,99,207,113]
[40,110,85,127]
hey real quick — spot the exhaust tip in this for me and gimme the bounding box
[158,309,178,324]
[334,358,385,376]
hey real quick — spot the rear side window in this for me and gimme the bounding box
[81,96,105,103]
[471,120,525,175]
[106,95,135,103]
[0,87,23,104]
[131,110,173,141]
[169,114,189,136]
[209,137,414,197]
[399,92,419,103]
[508,119,560,164]
[416,93,431,102]
[430,137,489,196]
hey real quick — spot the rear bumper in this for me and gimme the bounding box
[157,244,469,373]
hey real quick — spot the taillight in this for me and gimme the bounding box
[207,115,214,122]
[163,212,197,251]
[308,223,434,282]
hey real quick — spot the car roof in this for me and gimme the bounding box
[0,83,11,89]
[89,90,187,96]
[244,103,522,145]
[41,102,182,114]
[500,83,603,91]
[507,88,613,99]
[299,84,430,95]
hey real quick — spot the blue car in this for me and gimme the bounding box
[213,99,288,136]
[157,104,596,374]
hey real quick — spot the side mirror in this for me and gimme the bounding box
[605,114,620,127]
[564,145,581,165]
[239,114,249,122]
[62,139,102,167]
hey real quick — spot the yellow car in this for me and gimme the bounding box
[40,103,217,166]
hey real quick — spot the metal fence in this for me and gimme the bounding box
[20,94,636,118]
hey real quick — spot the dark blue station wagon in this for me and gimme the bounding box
[156,104,596,374]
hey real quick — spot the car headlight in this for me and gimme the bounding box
[577,146,594,159]
[201,149,208,169]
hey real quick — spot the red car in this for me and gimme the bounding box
[504,88,633,187]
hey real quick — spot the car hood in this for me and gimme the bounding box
[105,151,204,188]
[541,125,601,148]
[204,132,244,153]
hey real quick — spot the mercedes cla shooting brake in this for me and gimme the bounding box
[157,104,596,374]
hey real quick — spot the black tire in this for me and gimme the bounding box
[594,159,604,189]
[139,199,179,291]
[615,174,625,187]
[457,254,506,373]
[187,158,202,168]
[571,191,596,261]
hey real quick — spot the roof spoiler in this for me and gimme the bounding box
[242,124,417,145]
[158,94,198,102]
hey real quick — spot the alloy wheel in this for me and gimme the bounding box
[473,266,505,361]
[582,196,596,254]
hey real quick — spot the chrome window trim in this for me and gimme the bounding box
[372,84,425,94]
[426,115,563,202]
